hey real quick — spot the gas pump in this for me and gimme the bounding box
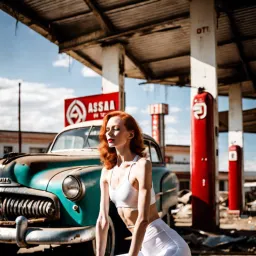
[228,145,242,212]
[191,89,217,231]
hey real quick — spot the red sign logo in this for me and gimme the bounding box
[193,102,207,119]
[64,92,119,126]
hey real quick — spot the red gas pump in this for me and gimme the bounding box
[228,145,242,212]
[191,90,217,231]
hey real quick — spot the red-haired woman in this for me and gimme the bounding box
[96,111,191,256]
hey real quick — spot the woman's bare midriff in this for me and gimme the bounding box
[117,203,160,233]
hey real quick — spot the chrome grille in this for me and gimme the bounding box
[0,187,60,221]
[2,197,55,218]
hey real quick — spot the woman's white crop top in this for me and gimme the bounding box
[108,155,156,208]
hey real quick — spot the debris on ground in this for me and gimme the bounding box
[172,189,256,254]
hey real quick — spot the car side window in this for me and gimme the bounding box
[143,140,150,160]
[54,135,84,150]
[150,143,160,163]
[85,126,100,148]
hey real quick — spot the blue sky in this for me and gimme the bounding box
[0,11,255,171]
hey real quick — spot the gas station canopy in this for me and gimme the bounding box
[1,0,256,98]
[219,108,256,133]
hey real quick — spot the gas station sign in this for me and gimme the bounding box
[64,92,119,126]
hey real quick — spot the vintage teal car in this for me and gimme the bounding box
[0,120,179,255]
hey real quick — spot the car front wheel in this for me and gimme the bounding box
[0,244,18,255]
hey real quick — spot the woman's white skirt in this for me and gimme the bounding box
[116,218,191,256]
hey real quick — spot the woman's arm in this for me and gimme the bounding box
[128,159,152,256]
[96,167,110,256]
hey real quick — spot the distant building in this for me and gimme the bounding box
[0,130,57,158]
[1,132,254,191]
[165,144,190,190]
[165,144,256,191]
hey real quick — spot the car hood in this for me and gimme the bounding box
[0,154,101,190]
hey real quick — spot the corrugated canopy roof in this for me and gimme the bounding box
[1,0,256,98]
[219,108,256,133]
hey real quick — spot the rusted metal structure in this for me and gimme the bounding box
[219,108,256,133]
[1,0,256,232]
[1,0,255,98]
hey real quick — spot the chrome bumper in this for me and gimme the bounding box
[0,216,96,248]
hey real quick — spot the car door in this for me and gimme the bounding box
[144,139,165,211]
[144,139,179,215]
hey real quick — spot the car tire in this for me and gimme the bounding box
[162,206,176,228]
[92,202,131,255]
[0,244,18,255]
[109,201,131,255]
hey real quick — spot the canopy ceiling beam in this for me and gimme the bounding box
[140,35,256,64]
[51,1,164,24]
[143,74,249,88]
[50,11,92,23]
[67,50,102,75]
[216,0,256,12]
[59,13,189,52]
[244,120,256,126]
[103,0,159,13]
[82,0,155,80]
[83,0,116,34]
[0,1,58,43]
[224,9,256,90]
[126,51,154,80]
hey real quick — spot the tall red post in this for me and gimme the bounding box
[191,91,218,231]
[150,104,168,157]
[228,145,242,212]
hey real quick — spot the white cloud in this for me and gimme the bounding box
[217,152,256,172]
[125,106,139,115]
[0,77,75,132]
[135,79,144,84]
[169,107,182,113]
[165,115,177,124]
[245,157,256,171]
[28,29,37,36]
[165,127,190,145]
[52,54,73,68]
[219,152,228,171]
[138,119,151,134]
[142,84,154,92]
[165,127,178,135]
[141,106,149,114]
[81,66,100,77]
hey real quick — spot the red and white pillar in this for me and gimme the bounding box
[150,104,169,157]
[228,84,244,212]
[190,0,219,231]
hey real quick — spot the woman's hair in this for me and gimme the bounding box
[99,111,145,170]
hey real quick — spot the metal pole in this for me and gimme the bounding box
[159,114,165,158]
[18,82,22,153]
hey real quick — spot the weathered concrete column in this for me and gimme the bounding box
[102,43,125,111]
[228,83,244,211]
[190,0,219,231]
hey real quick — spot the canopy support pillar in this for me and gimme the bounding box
[102,43,125,111]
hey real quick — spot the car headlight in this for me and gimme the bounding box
[62,175,84,201]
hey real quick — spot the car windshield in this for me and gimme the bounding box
[51,126,101,152]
